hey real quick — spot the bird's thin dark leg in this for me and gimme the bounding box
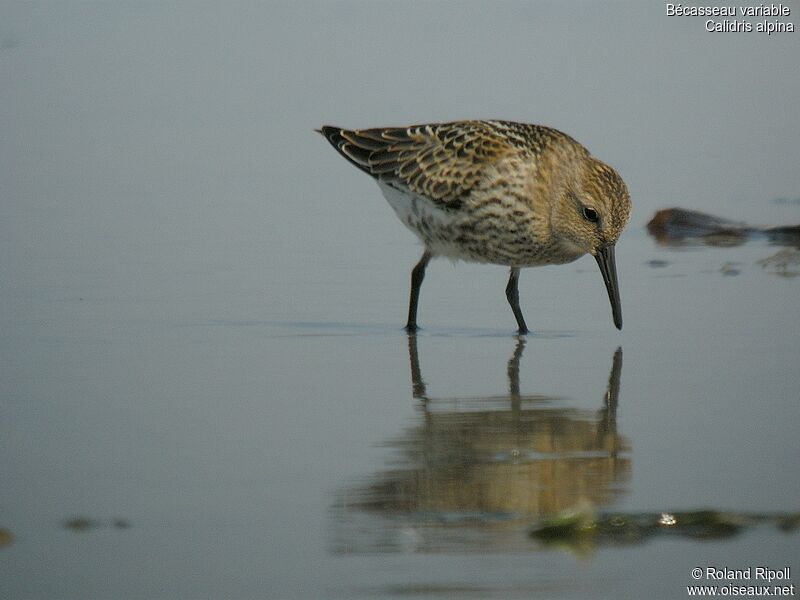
[505,268,529,335]
[406,251,431,333]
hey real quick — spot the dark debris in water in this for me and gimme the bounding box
[720,262,741,276]
[64,517,94,531]
[757,248,800,278]
[63,516,131,532]
[646,259,670,268]
[0,528,14,548]
[530,508,799,552]
[647,208,800,277]
[647,208,800,248]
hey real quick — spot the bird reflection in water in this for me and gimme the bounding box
[331,337,630,554]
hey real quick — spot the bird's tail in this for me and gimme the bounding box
[317,125,376,177]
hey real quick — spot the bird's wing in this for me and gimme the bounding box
[319,121,519,208]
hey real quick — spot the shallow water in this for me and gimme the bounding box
[2,2,799,599]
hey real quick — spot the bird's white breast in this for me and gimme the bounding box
[378,182,469,260]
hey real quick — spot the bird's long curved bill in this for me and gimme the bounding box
[594,244,623,330]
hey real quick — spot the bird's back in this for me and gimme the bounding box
[318,120,579,209]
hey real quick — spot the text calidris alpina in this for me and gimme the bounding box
[319,120,631,333]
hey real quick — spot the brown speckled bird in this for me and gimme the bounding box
[319,120,631,334]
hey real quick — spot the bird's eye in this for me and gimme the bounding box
[582,206,599,223]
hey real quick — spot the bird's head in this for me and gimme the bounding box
[552,157,631,329]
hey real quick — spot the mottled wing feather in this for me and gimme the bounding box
[320,122,521,208]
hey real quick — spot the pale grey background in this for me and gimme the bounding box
[1,2,798,599]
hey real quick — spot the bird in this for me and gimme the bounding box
[318,120,631,334]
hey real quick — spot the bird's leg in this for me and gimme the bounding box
[406,251,432,333]
[505,267,529,335]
